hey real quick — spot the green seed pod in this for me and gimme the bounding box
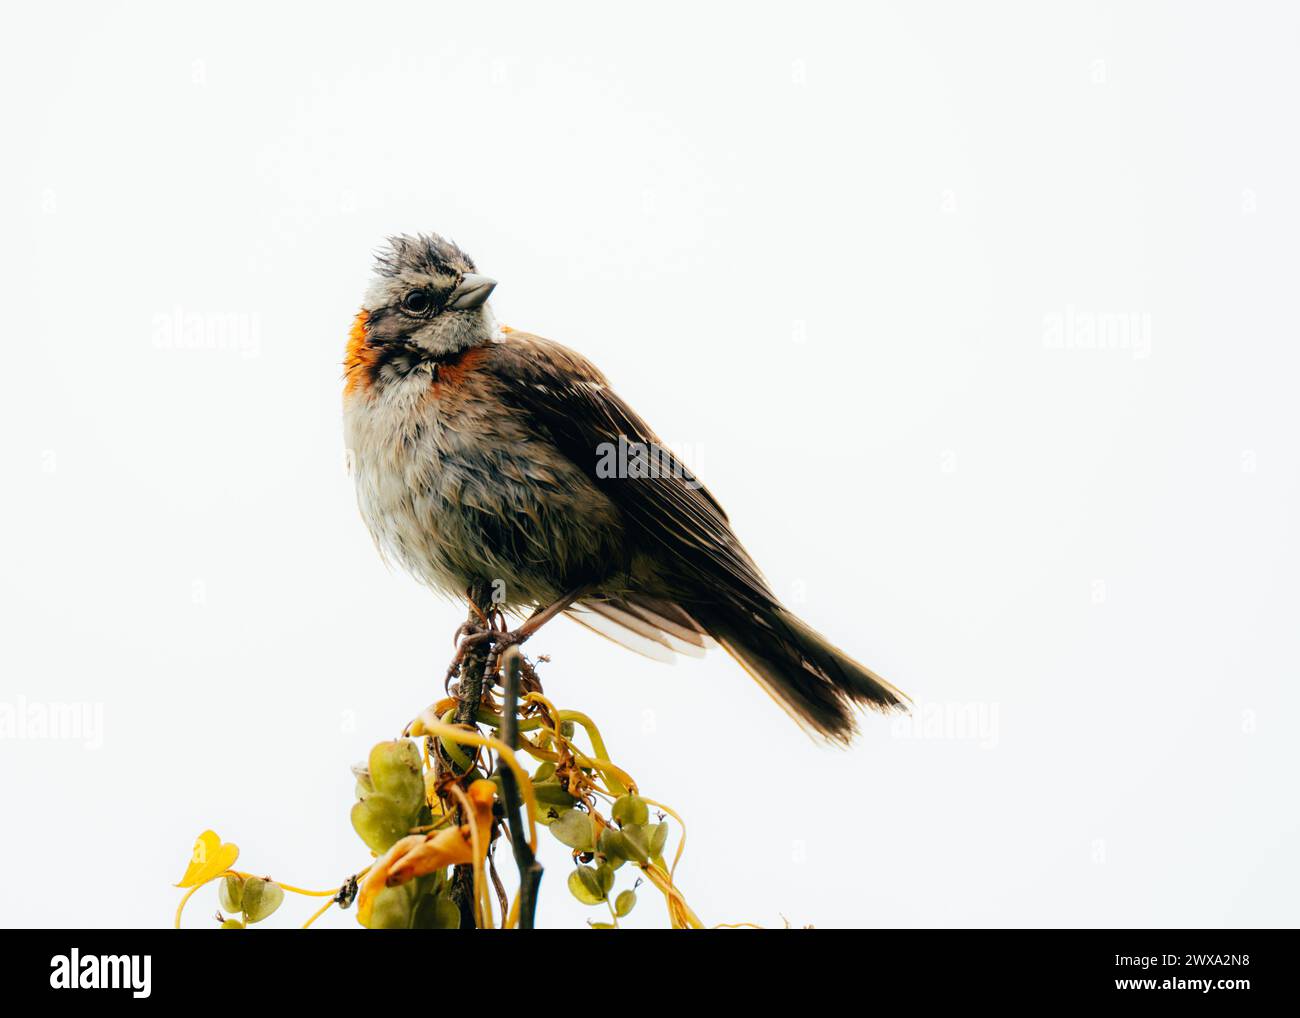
[649,821,669,859]
[412,889,460,930]
[532,781,578,807]
[217,874,244,913]
[614,890,637,918]
[351,795,411,853]
[433,894,459,929]
[367,740,424,814]
[559,720,575,739]
[549,810,595,851]
[532,762,557,783]
[589,921,617,929]
[567,865,606,905]
[598,827,627,862]
[362,884,414,930]
[595,863,615,897]
[612,794,649,827]
[240,877,285,924]
[618,824,651,864]
[220,918,245,930]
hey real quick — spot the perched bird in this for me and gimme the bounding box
[344,233,906,741]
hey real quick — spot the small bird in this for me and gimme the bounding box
[344,233,906,741]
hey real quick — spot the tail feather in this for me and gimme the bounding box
[567,596,711,661]
[698,602,907,743]
[566,590,905,743]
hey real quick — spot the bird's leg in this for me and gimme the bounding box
[484,586,588,683]
[445,626,492,681]
[444,588,497,693]
[515,587,588,641]
[455,588,497,639]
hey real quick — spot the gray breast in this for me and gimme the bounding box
[344,374,624,607]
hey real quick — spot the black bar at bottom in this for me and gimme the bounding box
[0,930,1283,1006]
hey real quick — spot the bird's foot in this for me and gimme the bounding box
[444,621,495,691]
[483,628,531,688]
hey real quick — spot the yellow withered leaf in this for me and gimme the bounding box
[175,830,239,888]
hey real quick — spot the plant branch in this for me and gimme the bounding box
[447,580,493,929]
[498,645,544,929]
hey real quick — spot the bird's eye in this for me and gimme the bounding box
[401,290,432,315]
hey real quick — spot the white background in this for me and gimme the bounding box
[2,1,1297,929]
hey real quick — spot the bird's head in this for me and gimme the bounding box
[359,233,498,359]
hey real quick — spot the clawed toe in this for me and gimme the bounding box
[444,626,496,692]
[451,621,491,647]
[484,628,529,682]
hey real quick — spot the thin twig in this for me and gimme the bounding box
[499,645,544,928]
[447,581,493,929]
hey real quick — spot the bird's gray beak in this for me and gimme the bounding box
[447,273,497,310]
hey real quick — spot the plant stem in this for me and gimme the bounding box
[498,645,544,929]
[448,581,493,929]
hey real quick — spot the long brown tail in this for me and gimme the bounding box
[697,601,907,743]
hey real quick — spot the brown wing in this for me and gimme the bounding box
[482,330,906,741]
[483,331,774,614]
